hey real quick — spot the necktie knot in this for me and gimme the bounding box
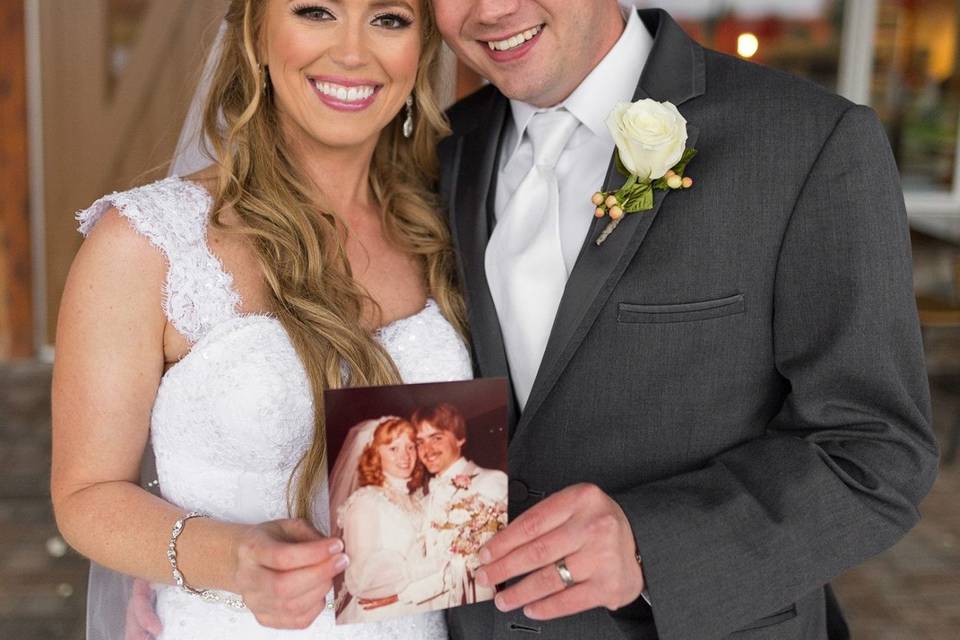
[526,109,579,170]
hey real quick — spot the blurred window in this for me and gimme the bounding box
[871,0,960,193]
[643,0,960,210]
[650,0,845,92]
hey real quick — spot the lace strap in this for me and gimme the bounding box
[76,176,240,343]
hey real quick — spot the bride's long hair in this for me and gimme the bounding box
[202,0,466,522]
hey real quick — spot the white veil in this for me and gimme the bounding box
[170,20,227,177]
[327,416,398,537]
[326,416,398,615]
[84,20,228,640]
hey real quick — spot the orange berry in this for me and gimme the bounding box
[605,195,619,208]
[682,177,694,188]
[595,207,606,218]
[591,192,605,206]
[667,174,683,190]
[609,206,624,220]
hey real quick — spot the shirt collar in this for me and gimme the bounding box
[434,456,469,483]
[506,5,653,161]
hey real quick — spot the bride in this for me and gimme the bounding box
[50,0,470,638]
[331,417,450,624]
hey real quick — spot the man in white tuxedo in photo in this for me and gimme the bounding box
[413,403,508,607]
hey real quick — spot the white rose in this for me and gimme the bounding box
[606,99,687,180]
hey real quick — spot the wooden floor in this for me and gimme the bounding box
[1,352,958,639]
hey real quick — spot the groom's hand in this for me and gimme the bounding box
[124,578,162,640]
[474,483,644,620]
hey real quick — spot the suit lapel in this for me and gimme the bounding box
[448,91,514,397]
[514,10,707,438]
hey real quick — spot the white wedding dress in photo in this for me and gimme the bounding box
[337,480,448,624]
[77,176,472,640]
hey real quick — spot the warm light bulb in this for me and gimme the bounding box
[737,33,759,59]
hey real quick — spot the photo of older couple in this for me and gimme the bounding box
[325,378,509,625]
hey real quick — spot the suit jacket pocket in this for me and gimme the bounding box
[617,293,745,324]
[727,604,799,637]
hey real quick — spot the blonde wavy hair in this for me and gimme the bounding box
[202,0,466,523]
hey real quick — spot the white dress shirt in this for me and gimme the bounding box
[494,7,654,274]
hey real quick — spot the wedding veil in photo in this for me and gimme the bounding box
[327,416,400,537]
[84,21,227,640]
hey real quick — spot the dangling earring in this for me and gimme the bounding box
[403,95,414,139]
[259,64,270,94]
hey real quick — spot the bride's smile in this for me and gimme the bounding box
[262,0,422,150]
[309,75,382,111]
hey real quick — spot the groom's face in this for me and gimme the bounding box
[433,0,625,108]
[416,422,465,475]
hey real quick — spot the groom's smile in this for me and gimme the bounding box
[416,422,465,475]
[482,24,544,62]
[433,0,625,108]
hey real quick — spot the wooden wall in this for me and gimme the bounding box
[0,0,33,358]
[38,0,226,346]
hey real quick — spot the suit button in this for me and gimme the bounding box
[509,479,529,503]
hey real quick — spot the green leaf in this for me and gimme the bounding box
[618,181,654,212]
[637,187,654,211]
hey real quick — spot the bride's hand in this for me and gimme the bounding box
[232,519,348,629]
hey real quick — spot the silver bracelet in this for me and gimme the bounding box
[167,511,246,610]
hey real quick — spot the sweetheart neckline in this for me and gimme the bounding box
[161,299,438,380]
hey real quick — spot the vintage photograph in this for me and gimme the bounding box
[325,378,509,625]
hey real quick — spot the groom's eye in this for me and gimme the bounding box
[292,4,334,21]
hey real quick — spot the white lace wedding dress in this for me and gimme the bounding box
[77,176,472,640]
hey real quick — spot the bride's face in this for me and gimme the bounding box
[378,432,417,480]
[260,0,422,149]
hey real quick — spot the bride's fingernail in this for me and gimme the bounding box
[478,548,492,564]
[334,554,350,571]
[328,540,344,555]
[494,594,508,611]
[475,569,489,587]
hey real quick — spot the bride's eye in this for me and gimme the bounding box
[292,4,334,21]
[372,12,413,29]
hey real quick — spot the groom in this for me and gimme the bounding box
[413,403,509,606]
[433,1,938,639]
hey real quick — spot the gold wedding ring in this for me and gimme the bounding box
[555,558,576,588]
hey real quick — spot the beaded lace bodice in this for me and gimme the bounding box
[77,176,471,639]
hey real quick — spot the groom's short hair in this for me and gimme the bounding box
[412,403,467,440]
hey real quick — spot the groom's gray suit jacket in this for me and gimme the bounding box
[438,9,938,640]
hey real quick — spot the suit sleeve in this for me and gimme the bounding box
[609,105,938,640]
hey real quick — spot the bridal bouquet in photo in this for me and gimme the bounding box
[433,493,508,571]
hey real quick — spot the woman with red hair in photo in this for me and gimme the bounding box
[333,417,450,624]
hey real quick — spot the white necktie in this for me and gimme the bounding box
[486,109,580,410]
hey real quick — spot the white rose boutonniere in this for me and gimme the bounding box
[592,98,698,245]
